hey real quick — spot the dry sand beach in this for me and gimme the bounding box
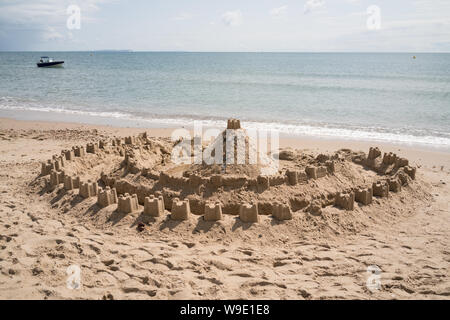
[0,117,449,300]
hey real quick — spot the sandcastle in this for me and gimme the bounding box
[272,203,292,221]
[239,203,259,223]
[204,202,223,221]
[79,180,98,198]
[118,193,139,213]
[355,187,373,205]
[335,192,355,211]
[50,169,64,185]
[62,149,75,161]
[73,146,86,158]
[373,181,389,198]
[38,119,419,228]
[64,175,80,190]
[171,198,190,220]
[143,195,165,217]
[86,142,99,154]
[97,187,118,208]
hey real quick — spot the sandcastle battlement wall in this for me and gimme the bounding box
[359,147,414,175]
[154,163,336,193]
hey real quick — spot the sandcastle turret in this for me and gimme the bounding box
[204,202,223,221]
[171,198,190,220]
[52,155,65,171]
[72,145,86,157]
[143,195,165,217]
[125,136,137,145]
[382,152,398,165]
[272,203,292,221]
[305,165,328,180]
[239,202,259,223]
[112,138,123,147]
[404,166,416,180]
[335,192,355,210]
[366,147,382,169]
[97,187,118,207]
[86,142,99,154]
[64,175,80,190]
[50,169,64,186]
[79,180,99,198]
[387,177,402,192]
[227,118,241,130]
[355,187,373,205]
[62,149,75,161]
[396,171,409,186]
[99,139,109,149]
[368,147,381,160]
[197,118,279,176]
[373,181,389,197]
[118,193,139,213]
[41,160,52,176]
[286,170,298,185]
[305,166,317,179]
[325,160,335,174]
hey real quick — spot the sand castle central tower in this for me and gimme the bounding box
[192,118,278,177]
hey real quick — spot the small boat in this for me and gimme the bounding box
[37,56,64,68]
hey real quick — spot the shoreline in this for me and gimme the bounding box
[1,108,449,153]
[1,116,449,170]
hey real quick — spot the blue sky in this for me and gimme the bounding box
[0,0,449,51]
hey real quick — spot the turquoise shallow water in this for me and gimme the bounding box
[0,52,449,148]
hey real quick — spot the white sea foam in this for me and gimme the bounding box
[1,103,449,149]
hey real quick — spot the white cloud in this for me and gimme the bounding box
[222,10,243,27]
[270,5,287,17]
[0,0,108,27]
[304,0,325,14]
[0,0,112,47]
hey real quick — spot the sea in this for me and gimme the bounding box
[0,52,449,149]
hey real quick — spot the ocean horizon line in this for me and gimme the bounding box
[1,50,450,54]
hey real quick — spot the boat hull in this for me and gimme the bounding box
[37,61,64,68]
